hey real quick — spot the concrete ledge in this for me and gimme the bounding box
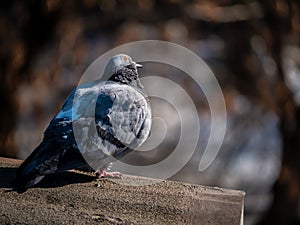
[0,157,245,224]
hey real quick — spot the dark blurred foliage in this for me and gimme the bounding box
[1,0,300,224]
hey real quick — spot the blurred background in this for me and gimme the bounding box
[0,0,300,224]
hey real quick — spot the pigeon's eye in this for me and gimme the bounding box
[123,56,128,62]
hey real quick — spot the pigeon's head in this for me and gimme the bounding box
[104,54,142,77]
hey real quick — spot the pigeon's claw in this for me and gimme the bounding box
[96,169,122,179]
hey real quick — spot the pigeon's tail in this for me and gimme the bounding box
[11,173,45,192]
[12,134,88,191]
[12,143,47,191]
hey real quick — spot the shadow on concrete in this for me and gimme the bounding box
[0,166,95,190]
[0,167,18,188]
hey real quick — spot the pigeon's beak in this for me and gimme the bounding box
[135,63,143,68]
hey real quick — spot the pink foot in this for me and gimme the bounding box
[97,169,122,179]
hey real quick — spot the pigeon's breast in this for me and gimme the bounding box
[103,84,152,149]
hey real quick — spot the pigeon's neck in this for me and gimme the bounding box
[108,68,144,90]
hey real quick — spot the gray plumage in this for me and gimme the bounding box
[14,54,151,190]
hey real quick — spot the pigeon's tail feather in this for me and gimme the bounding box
[12,135,86,190]
[11,174,45,192]
[12,143,47,190]
[16,143,42,177]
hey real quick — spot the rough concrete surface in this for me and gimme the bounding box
[0,157,245,224]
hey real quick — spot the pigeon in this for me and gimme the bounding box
[13,54,152,190]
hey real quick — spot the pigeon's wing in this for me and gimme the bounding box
[55,80,100,121]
